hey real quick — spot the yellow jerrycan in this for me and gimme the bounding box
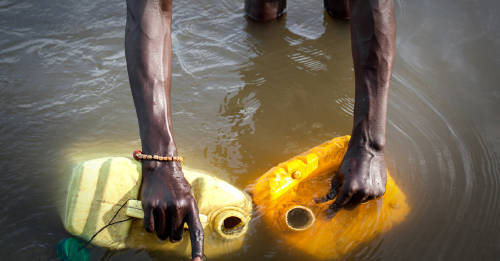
[248,136,410,259]
[63,157,252,258]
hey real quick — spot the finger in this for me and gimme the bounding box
[360,195,370,205]
[143,204,155,233]
[332,187,351,208]
[155,207,168,240]
[315,173,341,203]
[330,173,342,192]
[361,193,373,204]
[186,199,204,260]
[314,189,336,203]
[326,188,351,218]
[325,202,340,219]
[170,221,184,243]
[169,207,184,243]
[375,188,386,199]
[344,192,364,210]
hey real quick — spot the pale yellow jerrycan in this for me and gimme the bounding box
[63,157,252,258]
[248,136,410,259]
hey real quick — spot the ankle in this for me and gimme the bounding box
[324,0,350,20]
[245,0,287,22]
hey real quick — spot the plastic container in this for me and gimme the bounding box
[248,135,410,259]
[63,157,252,258]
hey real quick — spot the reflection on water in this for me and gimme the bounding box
[1,0,499,260]
[214,14,354,182]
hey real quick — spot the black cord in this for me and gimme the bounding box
[60,200,133,260]
[83,199,133,248]
[71,199,208,260]
[85,218,132,246]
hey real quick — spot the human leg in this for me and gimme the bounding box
[244,0,287,22]
[324,0,350,20]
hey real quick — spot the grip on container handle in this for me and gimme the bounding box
[126,199,208,229]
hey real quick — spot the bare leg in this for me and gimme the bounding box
[319,0,396,213]
[324,0,350,20]
[244,0,287,22]
[125,1,203,259]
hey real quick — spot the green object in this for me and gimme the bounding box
[56,237,90,261]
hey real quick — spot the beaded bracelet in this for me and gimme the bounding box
[133,150,183,163]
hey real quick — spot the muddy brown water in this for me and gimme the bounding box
[1,0,499,260]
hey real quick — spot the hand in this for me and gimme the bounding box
[141,160,204,260]
[316,141,387,218]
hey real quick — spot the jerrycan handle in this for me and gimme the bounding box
[126,199,208,229]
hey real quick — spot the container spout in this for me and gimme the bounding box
[212,208,249,240]
[285,206,315,231]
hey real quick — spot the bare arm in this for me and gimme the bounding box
[246,0,396,212]
[350,0,395,150]
[319,0,395,213]
[125,0,203,259]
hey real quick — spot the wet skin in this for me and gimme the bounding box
[125,0,394,259]
[246,0,395,216]
[125,0,203,260]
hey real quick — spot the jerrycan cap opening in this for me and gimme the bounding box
[212,208,249,240]
[285,206,315,231]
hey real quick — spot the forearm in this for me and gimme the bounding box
[125,0,177,156]
[349,0,395,151]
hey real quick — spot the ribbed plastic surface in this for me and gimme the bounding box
[63,157,252,258]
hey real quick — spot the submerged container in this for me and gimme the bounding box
[63,157,252,258]
[248,135,410,259]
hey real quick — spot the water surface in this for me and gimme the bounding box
[1,0,499,260]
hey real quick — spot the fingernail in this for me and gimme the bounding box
[170,236,182,243]
[325,209,337,219]
[325,205,340,218]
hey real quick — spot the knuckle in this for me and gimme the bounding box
[362,186,374,196]
[348,187,358,195]
[147,198,160,208]
[143,200,155,209]
[173,198,188,210]
[159,201,167,211]
[193,227,204,239]
[348,180,362,193]
[359,189,369,197]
